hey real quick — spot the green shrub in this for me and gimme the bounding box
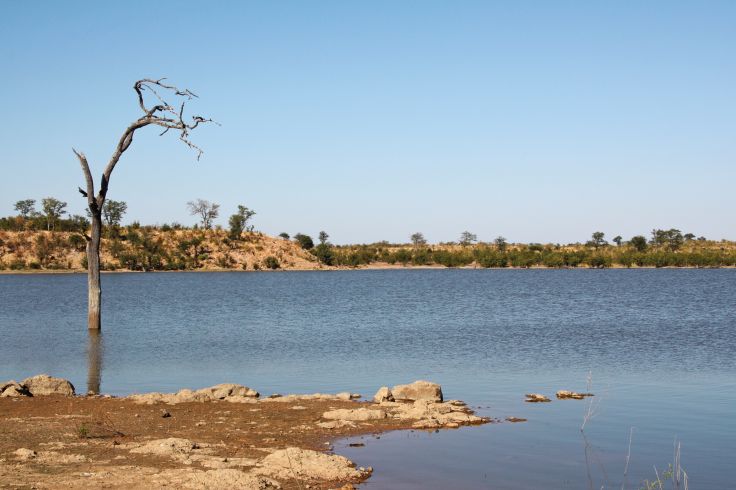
[294,233,314,250]
[264,256,280,270]
[9,259,25,270]
[588,254,611,268]
[312,244,334,265]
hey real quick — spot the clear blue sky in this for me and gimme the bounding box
[1,1,734,244]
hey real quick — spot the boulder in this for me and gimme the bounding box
[1,380,31,397]
[21,374,75,396]
[372,386,394,403]
[391,380,443,402]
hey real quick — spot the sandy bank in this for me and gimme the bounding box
[0,380,488,489]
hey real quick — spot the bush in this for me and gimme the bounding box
[264,256,280,270]
[312,244,334,265]
[588,254,611,268]
[68,234,86,251]
[294,233,314,250]
[9,259,25,270]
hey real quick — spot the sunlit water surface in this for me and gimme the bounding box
[1,270,734,489]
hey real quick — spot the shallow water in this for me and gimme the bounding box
[1,269,734,488]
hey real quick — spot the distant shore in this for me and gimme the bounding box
[2,263,735,275]
[2,229,735,273]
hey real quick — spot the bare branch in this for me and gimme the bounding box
[80,78,216,210]
[73,149,96,209]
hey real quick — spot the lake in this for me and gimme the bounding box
[1,269,734,488]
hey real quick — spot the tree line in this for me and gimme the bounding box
[303,230,735,268]
[2,198,734,270]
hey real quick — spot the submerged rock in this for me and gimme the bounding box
[391,380,443,402]
[524,393,551,403]
[21,374,75,396]
[556,390,593,400]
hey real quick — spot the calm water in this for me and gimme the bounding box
[1,270,734,489]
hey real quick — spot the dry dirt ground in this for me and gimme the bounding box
[0,394,486,489]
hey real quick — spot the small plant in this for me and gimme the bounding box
[77,423,89,439]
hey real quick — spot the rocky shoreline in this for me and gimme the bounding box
[1,376,488,489]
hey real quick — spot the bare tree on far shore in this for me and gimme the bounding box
[187,199,220,229]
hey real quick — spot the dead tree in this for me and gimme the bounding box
[74,78,215,330]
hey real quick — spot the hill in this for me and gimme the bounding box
[2,229,735,272]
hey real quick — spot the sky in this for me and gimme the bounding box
[1,1,734,244]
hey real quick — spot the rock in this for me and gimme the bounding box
[372,386,394,403]
[196,383,260,400]
[161,409,172,418]
[14,448,37,460]
[556,390,593,400]
[322,408,387,421]
[128,383,259,404]
[388,399,488,428]
[21,374,75,396]
[260,393,362,403]
[0,380,31,397]
[524,393,550,403]
[316,420,356,429]
[391,380,443,402]
[505,416,527,423]
[256,447,371,482]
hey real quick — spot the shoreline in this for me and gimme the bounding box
[1,263,734,275]
[0,378,489,489]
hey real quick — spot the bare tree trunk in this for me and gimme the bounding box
[87,211,102,330]
[86,329,102,394]
[74,78,214,332]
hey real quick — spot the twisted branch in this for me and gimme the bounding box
[75,78,216,212]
